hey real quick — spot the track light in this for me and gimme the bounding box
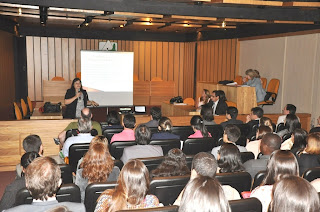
[221,21,226,28]
[104,11,114,16]
[18,8,22,15]
[39,6,48,26]
[78,16,93,28]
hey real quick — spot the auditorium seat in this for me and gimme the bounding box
[226,101,237,108]
[149,175,190,206]
[281,133,292,142]
[302,167,320,182]
[251,171,266,190]
[206,125,224,146]
[240,152,255,164]
[257,78,280,107]
[27,96,33,115]
[118,206,179,212]
[66,129,98,140]
[138,156,164,172]
[114,159,124,170]
[20,98,30,119]
[182,137,217,155]
[59,164,73,184]
[15,183,81,206]
[76,72,81,79]
[109,141,137,159]
[149,127,159,135]
[216,172,252,193]
[183,98,195,106]
[229,197,262,212]
[84,182,118,212]
[276,122,285,133]
[13,102,22,120]
[69,143,90,173]
[102,127,124,143]
[234,75,243,85]
[171,126,194,141]
[149,139,181,155]
[186,155,194,169]
[261,77,267,90]
[236,124,251,139]
[51,76,65,81]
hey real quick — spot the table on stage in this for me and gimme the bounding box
[197,82,257,114]
[30,102,63,120]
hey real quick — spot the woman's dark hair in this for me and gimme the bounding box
[218,143,245,173]
[20,151,41,177]
[291,128,307,152]
[135,124,151,145]
[158,117,173,132]
[70,78,83,91]
[285,114,301,133]
[200,105,214,122]
[216,90,227,101]
[256,125,272,140]
[151,148,190,178]
[106,111,121,126]
[190,115,209,137]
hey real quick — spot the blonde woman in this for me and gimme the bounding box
[243,69,266,102]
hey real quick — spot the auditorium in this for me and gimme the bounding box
[0,0,320,211]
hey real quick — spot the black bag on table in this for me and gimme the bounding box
[43,102,62,113]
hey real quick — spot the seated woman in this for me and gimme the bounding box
[0,152,40,211]
[196,89,211,109]
[200,105,216,126]
[250,150,299,212]
[179,176,231,212]
[246,126,272,159]
[217,143,245,173]
[75,141,120,202]
[296,132,320,175]
[243,69,266,103]
[151,148,190,178]
[260,117,274,132]
[269,176,320,212]
[95,159,160,212]
[105,111,122,129]
[151,117,180,140]
[276,114,301,141]
[188,115,211,138]
[281,128,307,153]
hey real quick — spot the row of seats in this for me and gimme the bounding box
[13,97,33,120]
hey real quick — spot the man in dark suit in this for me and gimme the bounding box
[246,107,264,140]
[220,106,243,129]
[206,90,228,115]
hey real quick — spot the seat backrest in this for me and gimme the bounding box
[282,133,292,142]
[27,96,33,113]
[236,124,251,138]
[186,155,194,170]
[51,76,65,81]
[260,77,267,90]
[172,126,194,141]
[216,172,252,193]
[84,182,118,212]
[229,197,262,212]
[13,102,22,120]
[59,164,73,184]
[251,171,267,190]
[226,101,237,108]
[138,156,165,172]
[76,72,81,79]
[118,206,179,212]
[114,159,124,170]
[240,152,255,164]
[15,183,81,206]
[206,125,224,145]
[66,129,98,140]
[183,98,195,106]
[149,175,190,206]
[102,127,124,143]
[149,127,159,135]
[20,98,28,117]
[109,141,137,159]
[182,137,217,155]
[149,139,181,155]
[69,143,90,173]
[302,167,320,182]
[266,78,280,94]
[276,123,285,133]
[234,75,243,85]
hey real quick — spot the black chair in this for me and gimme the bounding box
[206,125,224,146]
[109,141,137,159]
[216,172,252,193]
[59,164,73,184]
[186,155,194,170]
[102,127,124,143]
[171,126,194,141]
[271,123,276,132]
[138,156,165,172]
[229,197,262,212]
[114,159,124,170]
[182,137,217,155]
[276,122,285,133]
[310,127,320,133]
[249,124,259,141]
[236,135,247,147]
[149,175,190,206]
[118,206,179,212]
[84,182,118,212]
[282,133,292,142]
[240,152,255,164]
[66,129,98,140]
[251,171,267,190]
[69,143,90,173]
[15,183,81,206]
[149,127,159,135]
[302,167,320,182]
[150,139,181,155]
[236,124,251,139]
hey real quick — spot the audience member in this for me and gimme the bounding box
[5,157,85,211]
[151,148,190,178]
[211,124,246,159]
[276,114,301,140]
[196,89,211,109]
[62,117,94,158]
[75,141,120,202]
[188,115,211,138]
[243,69,266,102]
[276,104,297,126]
[220,107,243,129]
[217,143,245,173]
[244,133,281,178]
[121,125,163,164]
[311,178,320,192]
[207,90,228,115]
[246,126,272,159]
[0,152,40,211]
[246,107,264,140]
[145,107,162,128]
[58,108,102,145]
[95,159,160,212]
[151,117,180,140]
[200,105,216,125]
[110,114,135,143]
[250,150,299,212]
[105,111,122,129]
[309,116,320,133]
[288,128,308,155]
[296,132,320,175]
[178,176,231,212]
[270,176,319,212]
[260,117,274,132]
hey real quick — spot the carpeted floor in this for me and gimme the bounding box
[0,171,16,199]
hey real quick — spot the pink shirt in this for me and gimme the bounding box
[188,130,212,138]
[110,129,135,143]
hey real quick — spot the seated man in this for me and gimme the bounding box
[174,152,240,205]
[62,117,94,158]
[5,157,85,212]
[244,133,281,178]
[110,114,136,143]
[145,107,162,128]
[57,108,102,145]
[220,107,243,129]
[246,107,264,140]
[121,124,163,164]
[211,124,247,159]
[206,90,228,115]
[277,104,297,126]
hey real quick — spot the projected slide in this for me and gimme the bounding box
[81,50,134,106]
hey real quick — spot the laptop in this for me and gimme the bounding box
[134,106,146,114]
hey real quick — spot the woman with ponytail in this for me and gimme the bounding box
[188,115,211,138]
[151,117,180,140]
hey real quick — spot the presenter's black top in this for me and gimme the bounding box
[64,88,88,119]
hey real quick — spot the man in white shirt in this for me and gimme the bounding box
[277,104,297,126]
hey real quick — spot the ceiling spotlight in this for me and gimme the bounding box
[39,6,48,26]
[221,21,226,28]
[104,11,114,16]
[120,24,124,28]
[78,16,93,28]
[18,8,22,15]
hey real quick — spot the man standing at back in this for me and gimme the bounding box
[5,157,85,212]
